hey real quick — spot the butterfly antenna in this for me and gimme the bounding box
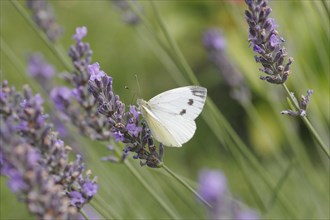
[135,74,142,98]
[124,85,137,104]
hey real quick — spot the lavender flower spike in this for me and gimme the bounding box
[27,53,55,92]
[26,0,62,41]
[245,0,293,84]
[1,81,98,218]
[203,29,251,104]
[87,63,163,167]
[113,0,142,25]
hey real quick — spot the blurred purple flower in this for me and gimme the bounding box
[27,53,55,81]
[198,169,259,219]
[203,28,251,104]
[69,191,85,206]
[113,0,141,25]
[198,170,227,205]
[26,0,62,41]
[7,169,29,193]
[50,87,73,111]
[203,29,226,51]
[235,209,260,220]
[83,181,98,197]
[0,81,98,218]
[73,26,87,42]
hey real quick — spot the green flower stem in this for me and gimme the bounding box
[0,38,40,89]
[92,195,117,219]
[214,103,297,217]
[321,0,330,17]
[281,83,329,159]
[149,2,199,85]
[80,209,90,220]
[159,164,212,209]
[11,0,72,71]
[136,28,188,85]
[110,144,180,219]
[267,159,296,211]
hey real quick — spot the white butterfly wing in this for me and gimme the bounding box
[140,104,182,147]
[141,86,207,147]
[148,86,207,121]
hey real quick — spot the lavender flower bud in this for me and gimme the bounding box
[73,26,87,42]
[281,90,313,117]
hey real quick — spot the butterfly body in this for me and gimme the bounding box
[138,86,207,147]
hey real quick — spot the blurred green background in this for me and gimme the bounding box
[1,0,329,219]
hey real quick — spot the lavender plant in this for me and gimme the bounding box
[244,0,329,157]
[0,81,98,219]
[244,0,314,115]
[52,27,163,168]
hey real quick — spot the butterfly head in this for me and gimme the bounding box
[137,98,149,108]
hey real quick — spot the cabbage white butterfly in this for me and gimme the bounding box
[138,86,207,147]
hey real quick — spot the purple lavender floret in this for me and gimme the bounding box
[83,181,99,197]
[73,26,87,42]
[69,191,86,207]
[245,0,293,84]
[0,81,98,219]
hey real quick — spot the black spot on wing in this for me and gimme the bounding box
[180,109,186,115]
[191,87,206,99]
[188,99,194,105]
